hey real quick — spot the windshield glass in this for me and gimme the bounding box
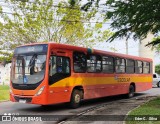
[11,45,47,84]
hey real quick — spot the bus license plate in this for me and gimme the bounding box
[19,99,26,103]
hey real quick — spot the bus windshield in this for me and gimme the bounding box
[11,45,47,85]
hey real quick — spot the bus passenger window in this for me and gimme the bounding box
[115,58,125,73]
[126,59,135,73]
[57,57,70,74]
[135,61,143,73]
[87,55,102,73]
[73,52,86,73]
[143,62,150,73]
[102,56,114,73]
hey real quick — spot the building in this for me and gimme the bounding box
[139,33,155,73]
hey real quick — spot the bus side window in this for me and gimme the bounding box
[143,61,150,74]
[87,55,102,73]
[115,58,125,73]
[73,52,86,73]
[57,57,70,74]
[126,59,135,74]
[102,56,114,73]
[135,61,143,73]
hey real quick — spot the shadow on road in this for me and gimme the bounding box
[152,87,160,88]
[17,92,148,113]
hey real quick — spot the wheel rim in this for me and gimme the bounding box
[75,94,80,103]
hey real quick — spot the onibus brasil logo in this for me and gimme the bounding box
[2,113,42,122]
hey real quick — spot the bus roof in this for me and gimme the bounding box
[17,42,152,62]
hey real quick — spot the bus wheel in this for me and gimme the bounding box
[127,85,135,98]
[70,89,82,109]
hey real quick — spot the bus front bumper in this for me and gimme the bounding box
[10,93,47,105]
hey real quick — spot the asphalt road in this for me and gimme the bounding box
[0,87,160,124]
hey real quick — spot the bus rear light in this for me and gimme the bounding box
[35,86,45,96]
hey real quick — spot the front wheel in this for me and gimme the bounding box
[70,89,82,109]
[127,85,135,98]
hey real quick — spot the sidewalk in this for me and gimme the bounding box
[59,96,157,124]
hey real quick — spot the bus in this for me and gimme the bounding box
[10,43,152,108]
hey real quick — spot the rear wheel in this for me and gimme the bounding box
[127,85,135,98]
[70,89,82,109]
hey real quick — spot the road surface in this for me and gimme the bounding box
[0,87,160,124]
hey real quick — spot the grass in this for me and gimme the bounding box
[0,85,9,101]
[125,97,160,124]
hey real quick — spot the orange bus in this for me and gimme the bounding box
[10,43,152,108]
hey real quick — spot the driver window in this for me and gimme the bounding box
[49,56,70,76]
[49,56,70,85]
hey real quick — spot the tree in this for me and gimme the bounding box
[80,0,160,46]
[0,0,112,61]
[105,0,160,44]
[57,0,112,47]
[155,64,160,74]
[0,0,112,51]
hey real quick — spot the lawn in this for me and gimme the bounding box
[125,97,160,124]
[0,85,9,101]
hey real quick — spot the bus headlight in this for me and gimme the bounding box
[35,86,45,96]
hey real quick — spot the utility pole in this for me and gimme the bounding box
[125,38,128,55]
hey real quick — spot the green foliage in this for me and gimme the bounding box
[155,64,160,74]
[0,0,113,60]
[0,85,9,101]
[80,0,160,48]
[0,0,112,55]
[56,1,112,47]
[0,51,13,62]
[105,0,160,45]
[0,85,9,90]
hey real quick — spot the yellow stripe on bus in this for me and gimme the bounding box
[50,76,152,87]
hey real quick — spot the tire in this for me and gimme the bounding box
[157,82,160,87]
[127,85,135,98]
[70,89,82,109]
[40,105,49,108]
